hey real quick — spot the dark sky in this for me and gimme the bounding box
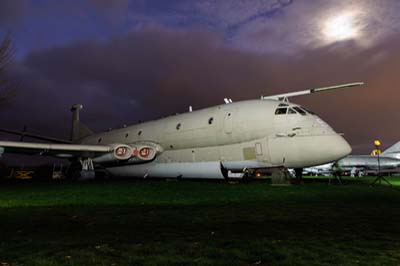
[1,0,400,165]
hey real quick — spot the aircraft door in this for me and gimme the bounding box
[224,112,233,134]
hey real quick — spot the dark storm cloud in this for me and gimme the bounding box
[1,27,400,153]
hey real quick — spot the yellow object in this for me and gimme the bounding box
[14,170,34,180]
[370,149,381,156]
[374,140,381,147]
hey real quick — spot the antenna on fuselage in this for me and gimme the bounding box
[224,98,233,104]
[262,82,365,102]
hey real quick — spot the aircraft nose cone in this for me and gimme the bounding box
[271,133,352,168]
[328,134,352,161]
[306,134,352,167]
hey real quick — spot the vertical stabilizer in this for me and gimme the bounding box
[381,141,400,160]
[71,104,93,142]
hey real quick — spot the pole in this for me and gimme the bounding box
[377,151,381,185]
[371,140,392,186]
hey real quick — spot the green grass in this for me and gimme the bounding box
[1,177,400,266]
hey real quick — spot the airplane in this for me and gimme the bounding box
[336,141,400,171]
[300,141,400,177]
[302,163,334,176]
[0,82,363,180]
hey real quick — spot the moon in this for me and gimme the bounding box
[323,13,358,42]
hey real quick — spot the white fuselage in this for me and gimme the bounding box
[80,99,351,179]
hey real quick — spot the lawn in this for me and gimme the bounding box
[1,177,400,266]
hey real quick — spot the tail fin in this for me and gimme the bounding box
[70,104,93,142]
[381,141,400,159]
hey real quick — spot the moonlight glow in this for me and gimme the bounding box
[324,13,358,42]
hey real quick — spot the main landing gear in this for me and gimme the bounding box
[79,158,95,180]
[293,168,303,184]
[66,158,96,180]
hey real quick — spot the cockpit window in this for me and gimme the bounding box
[288,108,297,114]
[278,103,289,107]
[275,108,288,115]
[293,107,307,115]
[301,107,316,115]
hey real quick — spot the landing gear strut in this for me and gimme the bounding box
[294,168,303,184]
[79,158,95,180]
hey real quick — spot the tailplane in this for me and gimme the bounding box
[71,104,93,142]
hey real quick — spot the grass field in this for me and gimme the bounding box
[1,177,400,266]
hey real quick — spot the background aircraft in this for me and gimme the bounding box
[336,141,400,172]
[0,83,363,180]
[301,141,400,176]
[303,163,334,176]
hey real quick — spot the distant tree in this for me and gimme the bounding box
[0,34,15,103]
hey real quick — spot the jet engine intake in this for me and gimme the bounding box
[128,142,163,163]
[91,142,162,165]
[92,144,133,163]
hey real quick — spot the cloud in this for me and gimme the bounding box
[186,0,294,28]
[230,0,400,53]
[87,0,130,10]
[3,0,400,58]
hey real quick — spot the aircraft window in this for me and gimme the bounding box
[176,123,181,130]
[301,107,316,115]
[98,138,102,143]
[288,108,297,114]
[208,117,214,125]
[279,103,289,107]
[275,108,287,115]
[125,133,129,138]
[138,130,142,136]
[293,107,307,115]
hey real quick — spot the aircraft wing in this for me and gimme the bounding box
[0,141,112,158]
[0,140,163,164]
[262,82,364,101]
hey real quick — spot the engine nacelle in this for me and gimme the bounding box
[127,142,163,163]
[92,144,133,163]
[91,142,162,165]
